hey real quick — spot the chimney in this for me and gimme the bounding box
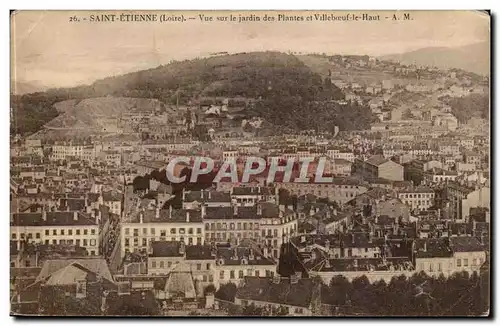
[233,205,238,216]
[423,241,427,252]
[73,211,78,221]
[279,204,285,212]
[186,211,190,223]
[179,242,186,255]
[208,191,212,200]
[42,211,47,221]
[201,205,206,218]
[333,208,337,216]
[169,205,173,219]
[140,212,144,224]
[201,189,204,200]
[257,204,262,216]
[155,207,160,219]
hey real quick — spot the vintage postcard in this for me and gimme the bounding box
[10,10,490,317]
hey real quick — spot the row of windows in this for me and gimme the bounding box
[12,228,95,239]
[124,227,202,236]
[123,236,203,247]
[205,222,259,231]
[400,193,434,199]
[219,269,274,280]
[16,238,96,246]
[456,257,484,267]
[403,200,432,206]
[287,184,360,189]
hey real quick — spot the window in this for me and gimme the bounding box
[160,261,164,268]
[472,258,477,266]
[206,263,211,270]
[83,239,88,246]
[429,263,434,272]
[209,275,213,282]
[463,259,468,267]
[170,229,175,235]
[168,261,172,268]
[61,229,65,235]
[125,238,130,246]
[53,230,57,236]
[151,228,155,235]
[68,229,73,236]
[197,237,202,245]
[230,270,235,279]
[76,229,81,235]
[52,240,57,244]
[239,270,244,279]
[255,270,260,277]
[76,239,81,246]
[152,261,157,268]
[220,271,225,279]
[438,263,442,272]
[90,250,95,256]
[197,264,202,271]
[84,229,88,235]
[143,228,147,235]
[365,248,368,253]
[142,238,147,246]
[202,275,208,282]
[90,239,96,246]
[457,259,461,267]
[197,228,202,234]
[45,230,49,236]
[11,233,16,240]
[188,228,193,235]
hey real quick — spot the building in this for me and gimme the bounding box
[202,203,298,259]
[120,207,204,259]
[353,155,404,181]
[414,238,454,276]
[446,182,490,220]
[234,276,320,316]
[449,236,487,274]
[397,187,435,211]
[11,211,100,256]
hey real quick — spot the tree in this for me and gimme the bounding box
[215,283,237,302]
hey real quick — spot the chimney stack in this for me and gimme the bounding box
[140,212,144,224]
[186,211,190,223]
[155,207,160,219]
[73,211,78,221]
[42,211,47,221]
[169,205,173,219]
[423,241,427,252]
[233,205,238,216]
[201,205,206,218]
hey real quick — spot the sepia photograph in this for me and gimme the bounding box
[9,10,491,317]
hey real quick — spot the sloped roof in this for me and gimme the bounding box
[36,258,114,283]
[236,276,314,308]
[449,236,485,253]
[365,155,390,166]
[165,272,197,299]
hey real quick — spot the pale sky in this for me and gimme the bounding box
[11,10,490,88]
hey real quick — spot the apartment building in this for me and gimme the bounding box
[10,211,100,255]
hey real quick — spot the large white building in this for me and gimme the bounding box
[10,210,100,255]
[120,207,204,259]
